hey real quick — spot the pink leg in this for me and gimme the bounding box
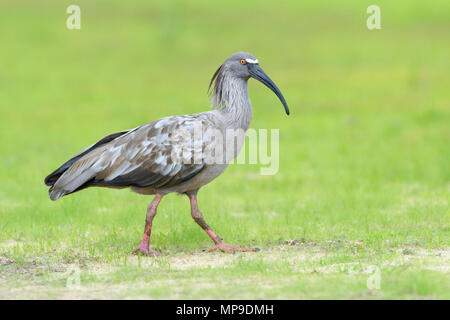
[188,193,258,252]
[132,194,164,256]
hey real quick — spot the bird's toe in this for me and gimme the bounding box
[132,245,163,257]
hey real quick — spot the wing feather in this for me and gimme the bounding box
[48,114,218,200]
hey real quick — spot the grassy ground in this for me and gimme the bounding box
[0,0,449,299]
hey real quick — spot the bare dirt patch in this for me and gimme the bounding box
[1,240,448,299]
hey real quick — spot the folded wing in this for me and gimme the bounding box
[46,114,216,200]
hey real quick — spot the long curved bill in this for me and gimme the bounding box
[248,64,290,115]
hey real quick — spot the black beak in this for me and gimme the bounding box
[248,64,290,115]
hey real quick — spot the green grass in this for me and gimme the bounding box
[0,0,449,299]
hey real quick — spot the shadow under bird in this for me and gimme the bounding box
[45,52,289,255]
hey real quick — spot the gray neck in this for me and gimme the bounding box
[211,75,252,130]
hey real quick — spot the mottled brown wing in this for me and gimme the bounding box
[48,114,216,200]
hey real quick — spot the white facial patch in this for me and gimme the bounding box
[245,58,259,64]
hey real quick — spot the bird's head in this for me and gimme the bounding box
[209,52,290,115]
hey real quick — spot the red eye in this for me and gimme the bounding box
[240,59,246,65]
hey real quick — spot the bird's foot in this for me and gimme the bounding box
[132,244,163,256]
[210,242,259,253]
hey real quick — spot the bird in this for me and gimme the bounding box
[44,52,289,256]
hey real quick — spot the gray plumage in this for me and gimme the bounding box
[45,52,289,201]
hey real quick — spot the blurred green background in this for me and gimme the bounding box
[0,0,449,299]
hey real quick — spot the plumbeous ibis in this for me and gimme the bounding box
[45,52,289,255]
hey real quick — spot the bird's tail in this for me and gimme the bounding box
[48,185,67,201]
[44,130,129,200]
[46,156,98,201]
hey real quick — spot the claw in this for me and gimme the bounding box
[132,244,163,256]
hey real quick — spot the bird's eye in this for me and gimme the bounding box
[240,59,246,65]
